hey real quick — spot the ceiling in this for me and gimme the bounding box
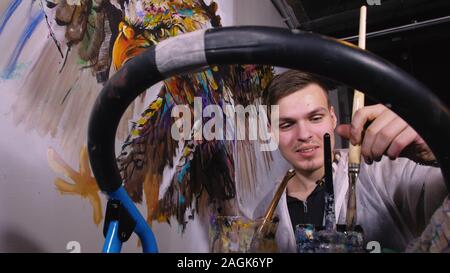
[271,0,450,106]
[277,0,450,37]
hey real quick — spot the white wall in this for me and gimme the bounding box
[214,0,285,27]
[233,0,285,27]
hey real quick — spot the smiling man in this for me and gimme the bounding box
[262,70,447,252]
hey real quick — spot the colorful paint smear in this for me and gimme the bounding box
[209,216,278,253]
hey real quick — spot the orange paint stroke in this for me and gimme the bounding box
[48,146,102,225]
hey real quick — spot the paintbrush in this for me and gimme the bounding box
[323,133,336,230]
[249,168,295,252]
[346,5,367,229]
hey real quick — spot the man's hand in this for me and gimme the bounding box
[336,104,436,165]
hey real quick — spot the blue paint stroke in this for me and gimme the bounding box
[178,195,185,205]
[0,0,22,35]
[3,10,44,79]
[177,162,190,183]
[179,9,194,17]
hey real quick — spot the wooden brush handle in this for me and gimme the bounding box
[358,6,367,50]
[258,169,295,234]
[349,90,364,164]
[349,6,367,165]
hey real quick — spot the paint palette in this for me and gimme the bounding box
[209,216,278,253]
[295,224,365,253]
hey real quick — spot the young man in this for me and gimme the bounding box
[262,70,447,252]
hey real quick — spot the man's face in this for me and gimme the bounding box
[275,84,337,175]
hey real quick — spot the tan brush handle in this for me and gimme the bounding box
[257,169,295,234]
[348,6,367,165]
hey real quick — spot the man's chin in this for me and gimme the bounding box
[292,161,321,173]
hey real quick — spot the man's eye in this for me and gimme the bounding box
[279,123,292,129]
[311,115,323,122]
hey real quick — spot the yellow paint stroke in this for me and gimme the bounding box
[48,146,102,225]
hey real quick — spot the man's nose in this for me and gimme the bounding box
[295,122,313,141]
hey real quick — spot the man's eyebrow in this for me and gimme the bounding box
[278,117,295,122]
[279,107,328,121]
[308,107,328,116]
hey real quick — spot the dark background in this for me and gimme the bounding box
[272,0,450,146]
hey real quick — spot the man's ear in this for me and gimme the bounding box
[330,106,337,129]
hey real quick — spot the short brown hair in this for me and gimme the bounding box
[262,70,331,110]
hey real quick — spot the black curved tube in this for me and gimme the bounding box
[88,26,450,194]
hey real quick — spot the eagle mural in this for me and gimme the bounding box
[0,0,275,232]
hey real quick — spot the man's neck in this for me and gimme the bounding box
[287,167,324,201]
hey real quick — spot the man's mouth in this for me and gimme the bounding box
[295,146,320,154]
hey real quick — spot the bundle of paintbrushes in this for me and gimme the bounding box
[295,134,365,253]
